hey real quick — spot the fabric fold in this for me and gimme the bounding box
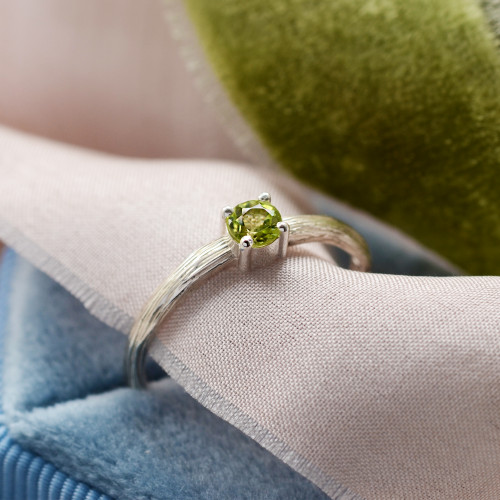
[0,125,499,499]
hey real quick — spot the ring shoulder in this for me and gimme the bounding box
[284,215,371,271]
[127,235,235,388]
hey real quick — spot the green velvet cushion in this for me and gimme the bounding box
[185,0,500,275]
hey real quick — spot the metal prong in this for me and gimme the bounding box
[221,206,233,235]
[258,192,271,203]
[277,221,289,258]
[221,206,233,219]
[239,235,253,271]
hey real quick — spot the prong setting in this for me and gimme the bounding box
[277,221,290,258]
[258,192,271,203]
[221,206,233,219]
[238,235,253,271]
[240,235,254,248]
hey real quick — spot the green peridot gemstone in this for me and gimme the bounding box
[226,199,282,248]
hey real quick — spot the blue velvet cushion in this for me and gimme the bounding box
[0,250,110,500]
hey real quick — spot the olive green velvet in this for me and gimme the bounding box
[184,0,500,275]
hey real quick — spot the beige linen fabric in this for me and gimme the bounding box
[0,126,500,499]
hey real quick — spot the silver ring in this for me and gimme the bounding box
[126,192,371,388]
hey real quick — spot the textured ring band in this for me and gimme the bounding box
[126,192,371,388]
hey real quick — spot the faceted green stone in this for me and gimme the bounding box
[226,199,282,247]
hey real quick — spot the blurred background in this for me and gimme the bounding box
[0,0,246,159]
